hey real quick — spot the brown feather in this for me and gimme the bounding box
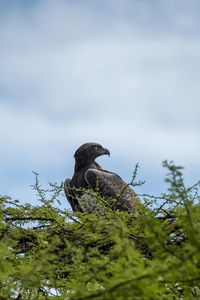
[64,143,140,213]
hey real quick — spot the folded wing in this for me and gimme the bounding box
[85,169,139,212]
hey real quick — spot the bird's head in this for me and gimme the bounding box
[74,142,110,163]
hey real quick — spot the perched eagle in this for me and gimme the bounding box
[64,143,140,214]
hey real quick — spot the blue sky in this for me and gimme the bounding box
[0,0,200,208]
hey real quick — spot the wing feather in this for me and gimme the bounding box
[85,169,139,212]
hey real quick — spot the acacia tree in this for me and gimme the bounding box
[0,161,200,299]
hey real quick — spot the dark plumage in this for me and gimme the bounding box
[64,142,140,213]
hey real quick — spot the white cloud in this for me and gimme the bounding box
[1,100,199,167]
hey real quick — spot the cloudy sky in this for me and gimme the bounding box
[0,0,199,207]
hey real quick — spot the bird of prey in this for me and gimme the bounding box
[64,142,140,214]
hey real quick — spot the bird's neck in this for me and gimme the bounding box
[74,159,100,172]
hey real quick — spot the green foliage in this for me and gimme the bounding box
[0,161,200,299]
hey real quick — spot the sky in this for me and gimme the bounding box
[0,0,200,208]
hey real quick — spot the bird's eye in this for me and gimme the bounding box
[95,145,101,151]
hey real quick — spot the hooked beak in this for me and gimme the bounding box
[103,148,110,157]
